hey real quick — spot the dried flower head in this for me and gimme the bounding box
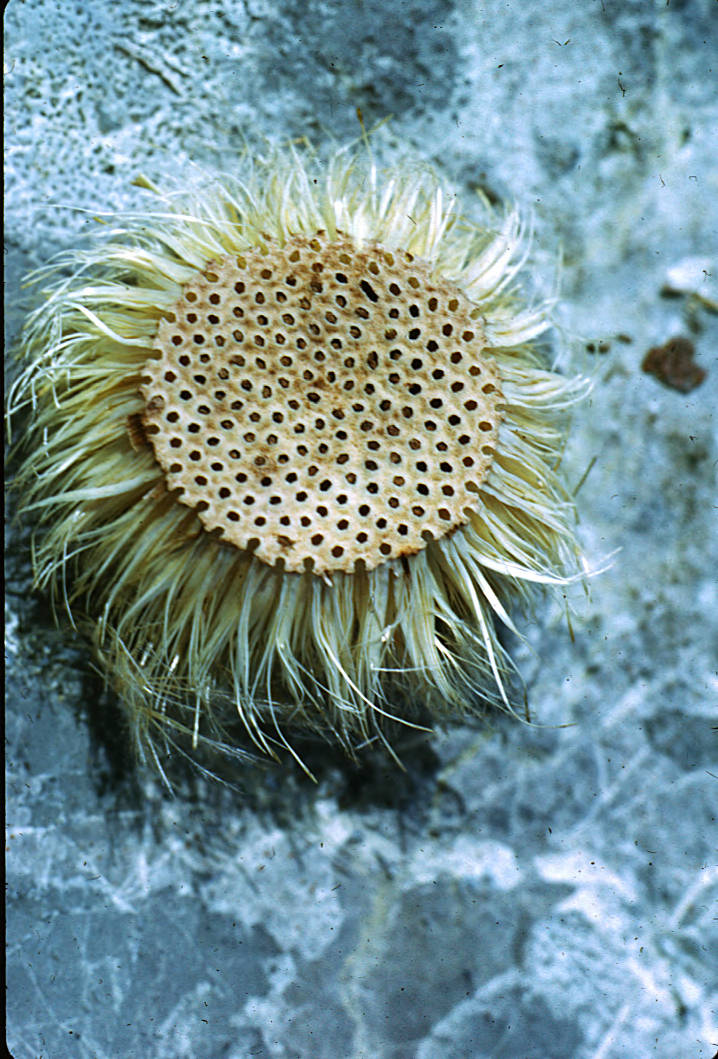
[8,144,589,775]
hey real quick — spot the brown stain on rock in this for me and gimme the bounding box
[641,336,706,394]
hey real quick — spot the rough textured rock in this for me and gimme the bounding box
[6,1,717,1056]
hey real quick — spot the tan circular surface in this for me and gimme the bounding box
[140,232,503,573]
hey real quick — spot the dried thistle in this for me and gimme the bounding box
[8,144,590,776]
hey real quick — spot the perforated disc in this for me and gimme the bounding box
[140,232,504,574]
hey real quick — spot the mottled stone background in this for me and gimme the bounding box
[5,1,717,1057]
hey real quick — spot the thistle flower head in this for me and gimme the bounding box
[8,144,589,775]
